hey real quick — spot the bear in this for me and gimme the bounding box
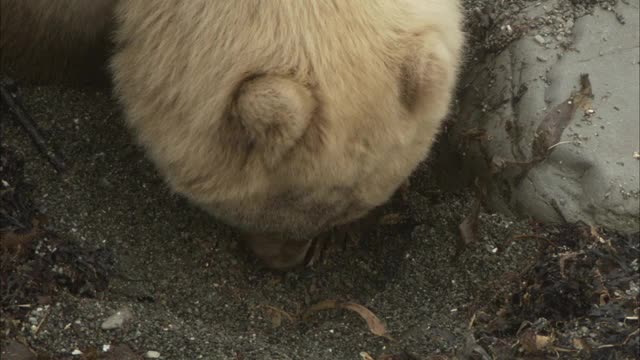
[110,0,465,269]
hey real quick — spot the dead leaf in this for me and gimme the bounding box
[341,302,388,337]
[359,351,375,360]
[303,300,390,338]
[532,73,593,159]
[519,328,555,354]
[589,225,606,243]
[536,334,553,350]
[572,337,592,354]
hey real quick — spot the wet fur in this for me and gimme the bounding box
[0,0,116,85]
[111,0,465,268]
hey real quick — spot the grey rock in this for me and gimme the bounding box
[145,351,161,359]
[450,1,639,233]
[101,307,133,330]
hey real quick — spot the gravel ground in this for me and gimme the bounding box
[1,84,542,359]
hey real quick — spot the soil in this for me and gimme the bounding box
[1,1,638,359]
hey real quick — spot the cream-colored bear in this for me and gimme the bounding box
[1,0,465,269]
[111,0,465,269]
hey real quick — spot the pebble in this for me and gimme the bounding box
[145,351,161,358]
[534,34,546,44]
[101,308,133,330]
[566,19,574,29]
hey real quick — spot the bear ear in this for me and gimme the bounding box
[232,75,316,169]
[399,33,455,114]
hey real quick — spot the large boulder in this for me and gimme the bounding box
[444,0,639,233]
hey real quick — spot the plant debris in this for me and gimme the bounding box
[532,73,593,159]
[0,76,67,172]
[257,298,391,341]
[303,299,390,339]
[0,144,113,343]
[469,222,640,359]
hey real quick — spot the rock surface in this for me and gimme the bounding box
[448,0,639,233]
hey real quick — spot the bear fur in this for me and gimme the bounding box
[110,0,465,269]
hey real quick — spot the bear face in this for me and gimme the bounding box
[110,0,465,269]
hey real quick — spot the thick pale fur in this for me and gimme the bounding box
[0,0,116,85]
[111,0,465,269]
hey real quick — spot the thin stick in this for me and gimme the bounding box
[1,77,67,172]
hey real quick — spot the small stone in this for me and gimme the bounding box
[534,34,546,44]
[501,24,513,34]
[101,308,133,330]
[537,55,548,62]
[566,19,574,29]
[71,349,83,356]
[145,350,161,358]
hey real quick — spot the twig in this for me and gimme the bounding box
[33,306,51,336]
[468,312,477,329]
[510,234,554,247]
[547,140,576,150]
[0,76,67,172]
